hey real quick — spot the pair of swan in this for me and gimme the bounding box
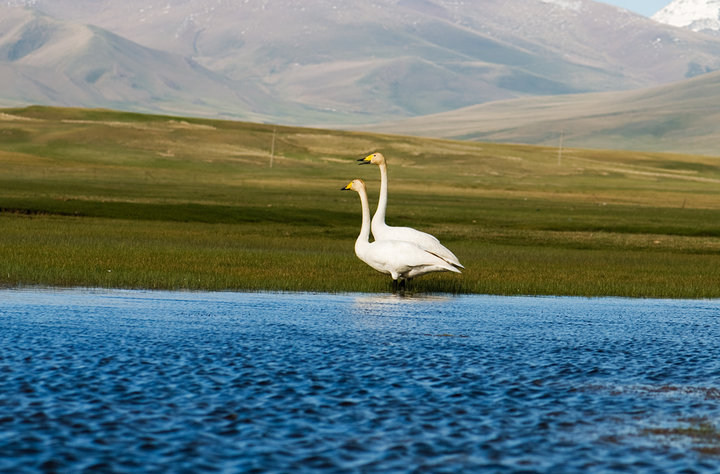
[343,152,462,290]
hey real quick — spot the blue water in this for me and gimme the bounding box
[1,289,720,473]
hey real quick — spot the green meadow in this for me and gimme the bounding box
[1,106,719,297]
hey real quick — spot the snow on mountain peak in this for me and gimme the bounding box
[652,0,720,32]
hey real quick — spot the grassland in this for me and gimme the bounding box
[1,106,719,297]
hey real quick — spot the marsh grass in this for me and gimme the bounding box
[1,106,719,296]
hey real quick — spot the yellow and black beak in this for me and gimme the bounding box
[341,182,353,191]
[357,155,372,165]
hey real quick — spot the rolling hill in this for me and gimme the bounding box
[355,69,720,155]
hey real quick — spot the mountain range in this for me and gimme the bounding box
[2,0,720,154]
[0,5,301,121]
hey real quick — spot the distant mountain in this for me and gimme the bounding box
[653,0,720,34]
[5,0,720,126]
[0,6,287,121]
[357,70,720,155]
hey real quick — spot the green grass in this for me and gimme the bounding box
[1,105,719,296]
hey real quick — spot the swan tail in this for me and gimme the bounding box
[425,249,463,272]
[426,252,462,274]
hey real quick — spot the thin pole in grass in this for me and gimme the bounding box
[269,127,277,168]
[558,128,564,166]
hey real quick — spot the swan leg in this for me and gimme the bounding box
[392,279,398,293]
[399,278,407,292]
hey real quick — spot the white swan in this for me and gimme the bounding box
[358,152,464,269]
[342,179,461,291]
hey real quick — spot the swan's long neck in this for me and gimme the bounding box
[372,162,388,228]
[356,186,372,249]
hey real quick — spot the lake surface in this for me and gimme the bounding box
[1,289,720,472]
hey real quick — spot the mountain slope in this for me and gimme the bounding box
[9,0,720,125]
[0,6,284,121]
[356,70,720,155]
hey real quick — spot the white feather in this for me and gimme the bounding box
[360,152,464,269]
[343,179,461,282]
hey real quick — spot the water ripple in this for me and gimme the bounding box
[1,289,719,472]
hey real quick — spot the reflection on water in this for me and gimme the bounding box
[351,293,454,333]
[1,289,720,472]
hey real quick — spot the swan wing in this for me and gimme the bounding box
[362,240,461,279]
[372,223,464,269]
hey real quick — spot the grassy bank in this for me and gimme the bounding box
[1,106,719,297]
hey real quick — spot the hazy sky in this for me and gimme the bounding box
[600,0,672,16]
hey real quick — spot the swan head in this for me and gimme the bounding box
[357,152,385,166]
[341,179,366,193]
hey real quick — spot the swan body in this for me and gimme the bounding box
[342,179,461,286]
[358,152,464,269]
